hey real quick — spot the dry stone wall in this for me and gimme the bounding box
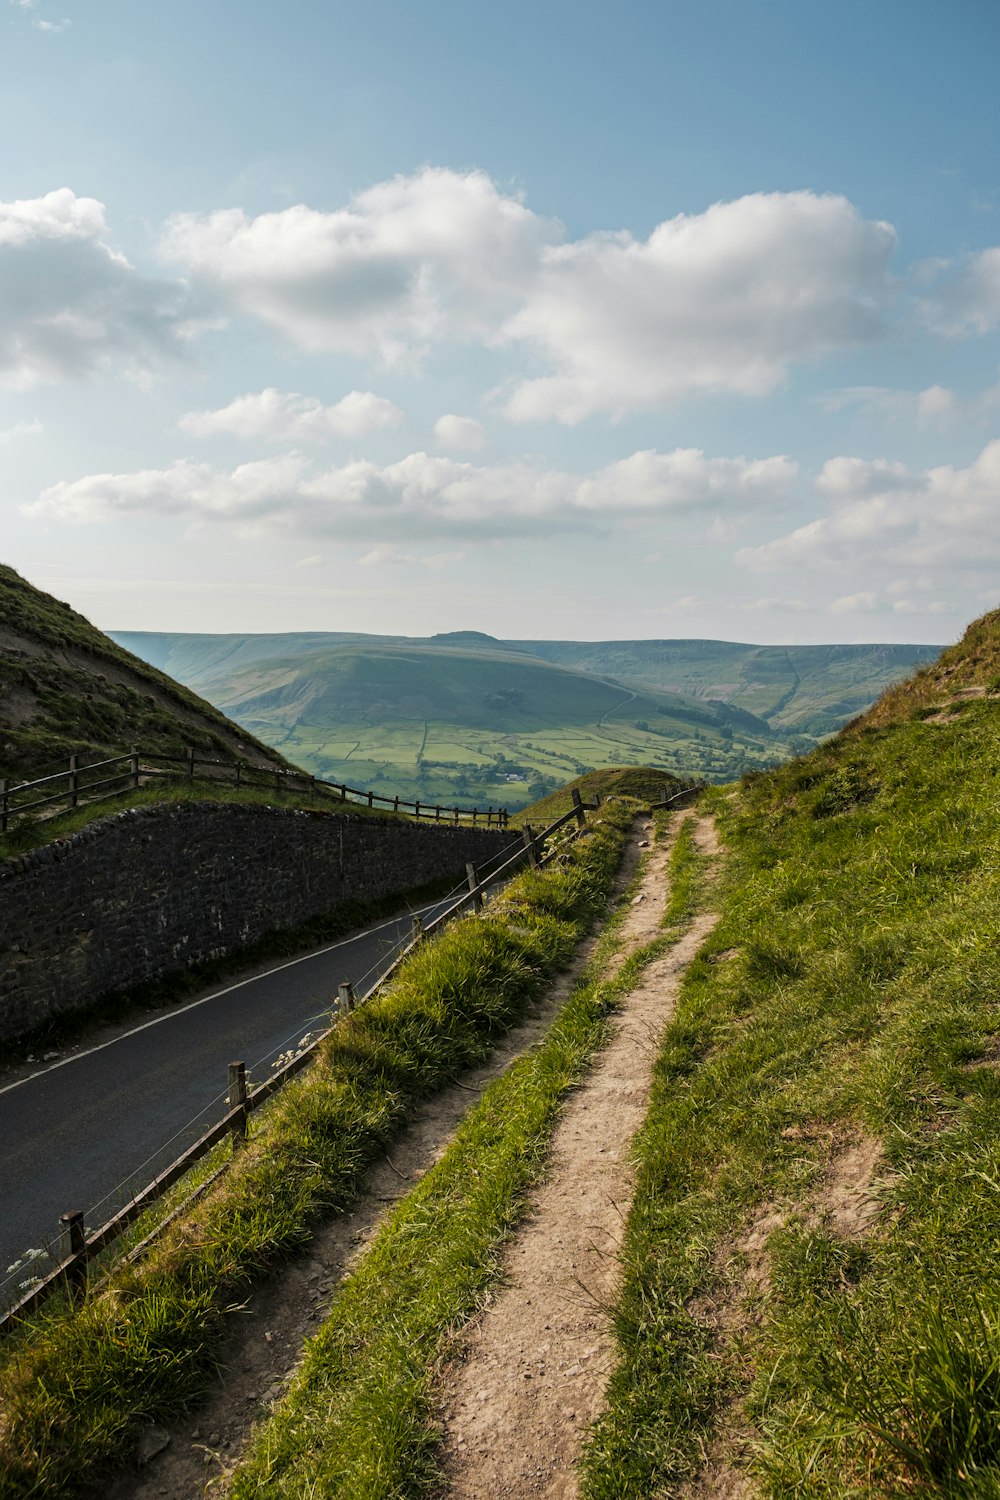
[0,802,513,1041]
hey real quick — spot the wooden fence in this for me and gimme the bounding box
[0,746,509,833]
[0,790,596,1333]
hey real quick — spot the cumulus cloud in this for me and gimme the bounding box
[27,444,796,540]
[161,167,550,363]
[161,171,897,415]
[0,188,193,388]
[433,413,486,450]
[739,440,1000,575]
[502,191,897,422]
[33,17,70,31]
[179,388,403,442]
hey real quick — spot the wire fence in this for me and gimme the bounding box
[0,800,591,1332]
[0,746,510,834]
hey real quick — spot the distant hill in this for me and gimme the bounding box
[110,626,937,810]
[0,566,287,781]
[113,630,938,742]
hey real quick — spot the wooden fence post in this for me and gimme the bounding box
[235,763,242,789]
[466,862,484,912]
[338,980,356,1013]
[393,795,399,813]
[0,778,7,834]
[415,800,421,818]
[340,784,347,802]
[435,805,441,822]
[187,746,195,780]
[472,807,478,826]
[68,753,79,809]
[368,790,374,808]
[228,1062,248,1150]
[130,746,140,791]
[59,1209,86,1295]
[522,825,538,867]
[411,914,424,945]
[571,787,586,828]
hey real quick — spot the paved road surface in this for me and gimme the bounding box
[0,892,464,1302]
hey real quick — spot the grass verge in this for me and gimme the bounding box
[581,696,1000,1498]
[0,801,632,1498]
[222,814,696,1496]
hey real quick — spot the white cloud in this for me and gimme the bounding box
[651,595,701,614]
[501,191,897,422]
[161,167,550,363]
[741,596,809,612]
[815,455,912,500]
[0,188,192,388]
[27,444,796,540]
[919,246,1000,336]
[162,171,897,415]
[33,17,70,31]
[829,591,878,613]
[433,413,486,450]
[358,547,465,571]
[179,388,403,442]
[295,553,324,567]
[0,416,42,444]
[739,439,1000,576]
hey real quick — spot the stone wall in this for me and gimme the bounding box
[0,802,514,1041]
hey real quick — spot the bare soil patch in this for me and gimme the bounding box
[434,814,719,1498]
[106,823,648,1499]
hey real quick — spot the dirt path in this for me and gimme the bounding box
[435,813,719,1498]
[110,819,651,1499]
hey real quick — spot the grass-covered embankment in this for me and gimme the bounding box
[582,673,1000,1495]
[222,815,700,1496]
[0,799,633,1498]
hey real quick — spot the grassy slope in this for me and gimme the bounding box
[585,608,1000,1497]
[0,565,288,781]
[0,802,632,1499]
[512,764,687,827]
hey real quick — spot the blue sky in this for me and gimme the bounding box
[2,0,1000,643]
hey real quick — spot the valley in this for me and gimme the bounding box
[111,628,935,809]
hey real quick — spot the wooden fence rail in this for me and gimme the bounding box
[0,746,509,833]
[0,780,706,1333]
[0,794,604,1334]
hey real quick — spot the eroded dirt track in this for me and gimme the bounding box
[436,814,719,1498]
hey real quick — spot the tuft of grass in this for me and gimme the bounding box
[0,801,634,1498]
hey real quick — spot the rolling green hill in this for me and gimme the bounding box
[113,635,783,809]
[112,627,937,810]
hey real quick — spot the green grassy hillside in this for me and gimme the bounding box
[0,565,288,781]
[154,640,780,808]
[113,629,937,742]
[584,604,1000,1496]
[514,636,938,736]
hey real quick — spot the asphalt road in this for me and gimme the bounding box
[0,891,464,1303]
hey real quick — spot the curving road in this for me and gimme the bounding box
[0,891,467,1304]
